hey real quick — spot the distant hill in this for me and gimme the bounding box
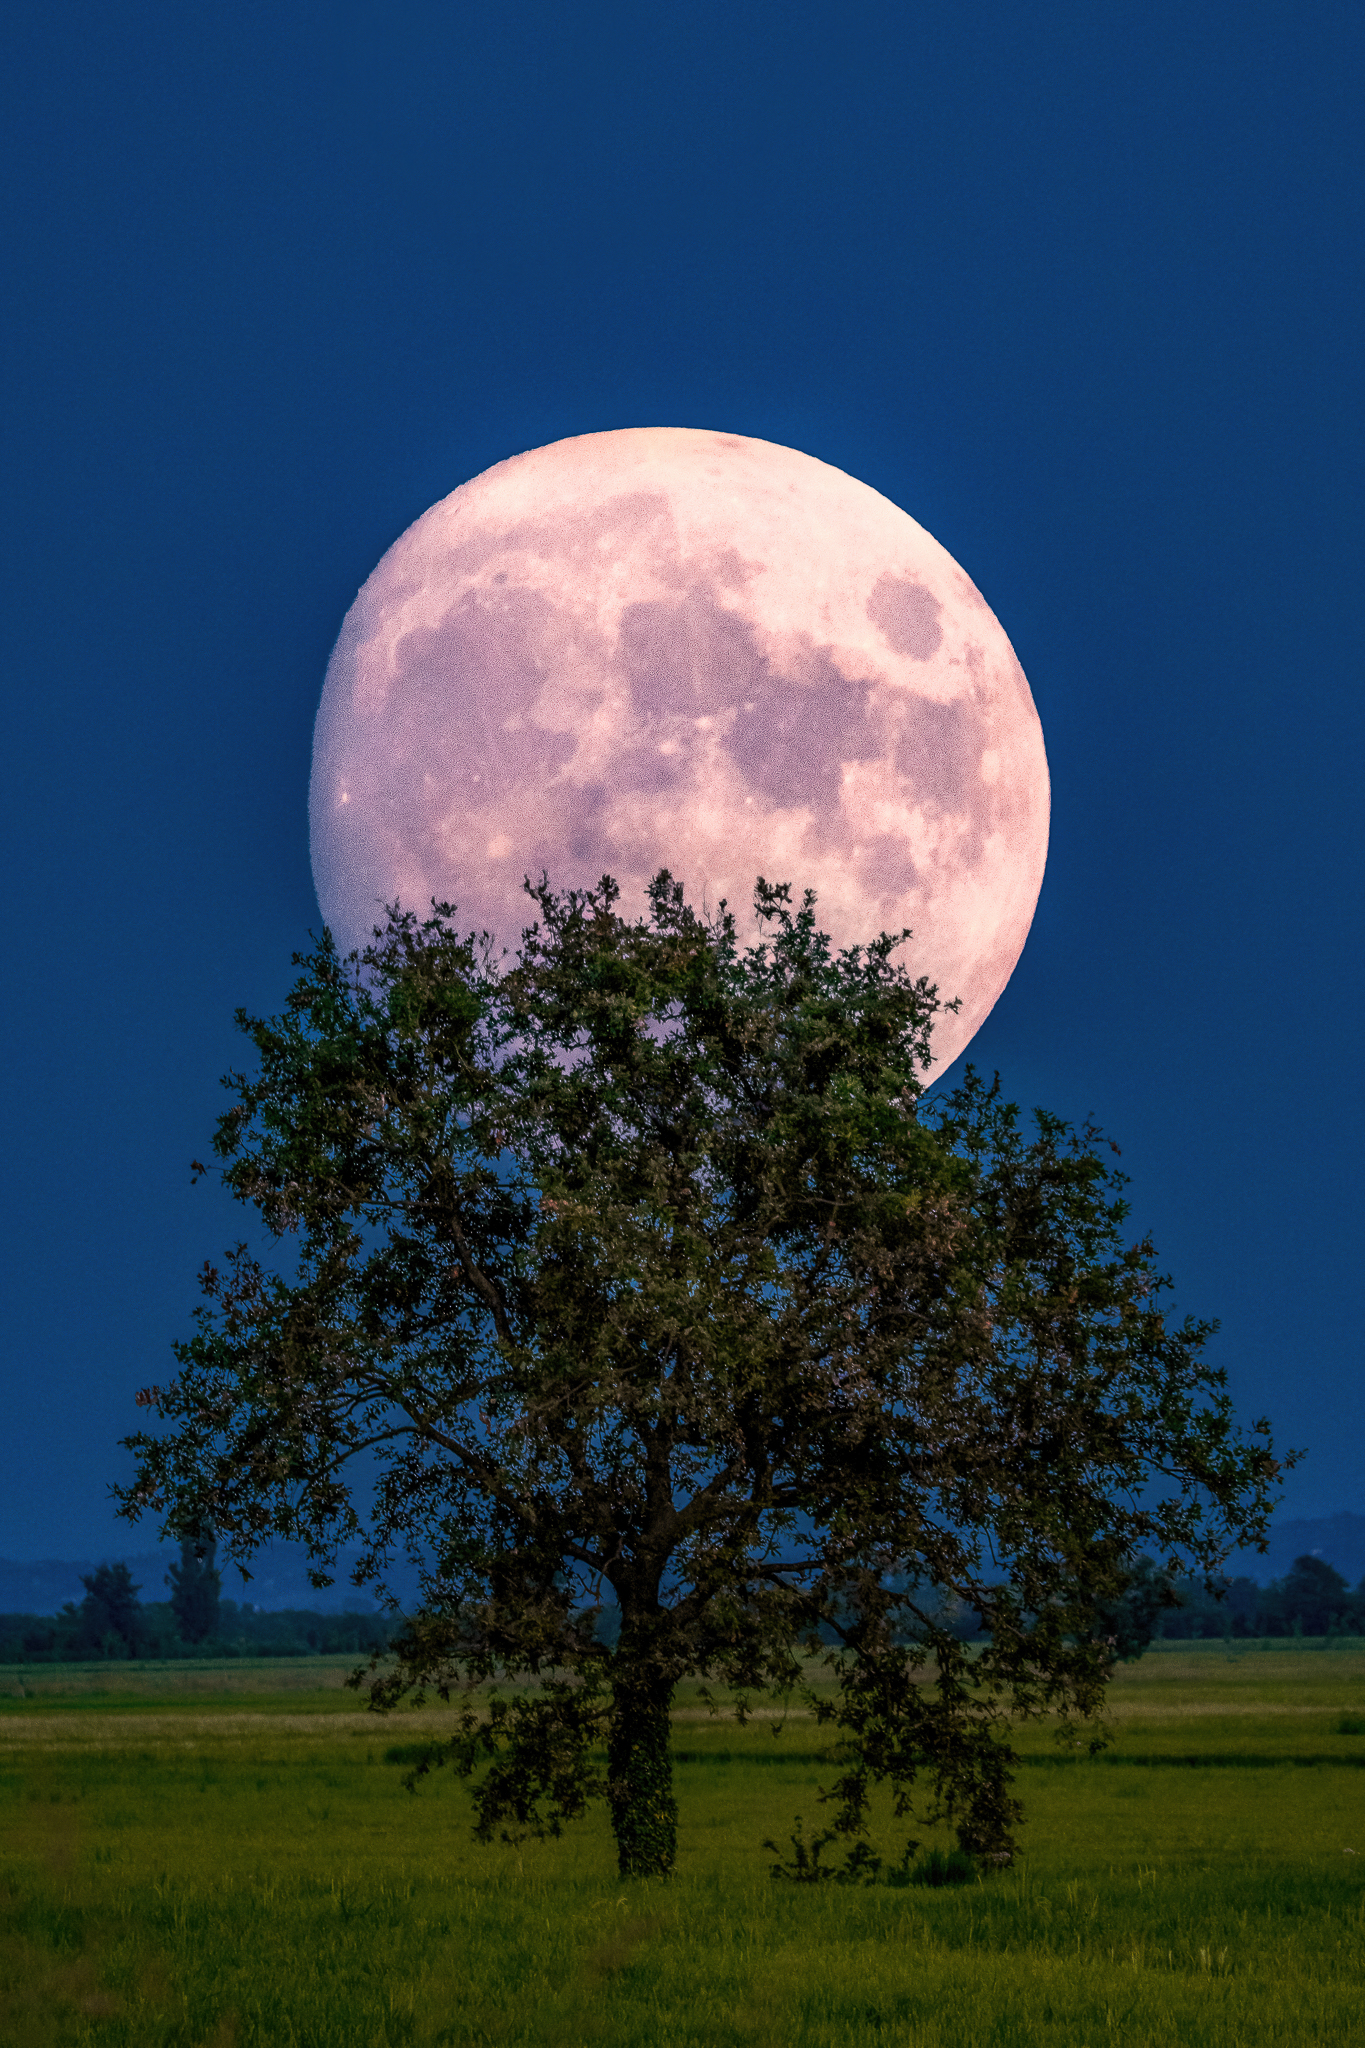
[4,1514,1362,1617]
[0,1541,422,1617]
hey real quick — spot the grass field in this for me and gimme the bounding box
[2,1643,1364,2045]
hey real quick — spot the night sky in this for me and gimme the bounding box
[3,3,1361,1561]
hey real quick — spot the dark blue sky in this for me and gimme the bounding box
[2,2,1360,1559]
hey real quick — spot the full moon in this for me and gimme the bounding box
[310,428,1049,1075]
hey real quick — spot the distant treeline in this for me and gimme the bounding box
[840,1552,1365,1653]
[3,1545,1362,1666]
[847,1553,1365,1653]
[1142,1551,1365,1642]
[0,1541,396,1664]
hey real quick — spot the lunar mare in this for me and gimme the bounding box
[310,428,1049,1076]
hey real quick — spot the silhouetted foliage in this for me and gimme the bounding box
[118,877,1288,1878]
[1274,1554,1352,1636]
[6,1560,1360,1670]
[0,1594,396,1664]
[764,1814,883,1885]
[1153,1555,1364,1639]
[76,1563,142,1656]
[167,1532,222,1643]
[1092,1555,1182,1661]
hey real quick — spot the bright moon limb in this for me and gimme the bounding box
[310,428,1049,1075]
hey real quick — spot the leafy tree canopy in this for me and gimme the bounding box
[118,875,1286,1877]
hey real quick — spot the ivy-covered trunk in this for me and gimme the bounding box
[607,1642,678,1877]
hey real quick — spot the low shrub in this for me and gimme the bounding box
[888,1846,979,1888]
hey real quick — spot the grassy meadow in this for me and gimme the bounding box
[2,1642,1364,2046]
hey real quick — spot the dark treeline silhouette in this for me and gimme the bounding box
[0,1537,396,1663]
[843,1554,1365,1655]
[2,1546,1360,1666]
[1146,1553,1365,1642]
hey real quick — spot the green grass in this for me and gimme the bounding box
[3,1646,1365,2045]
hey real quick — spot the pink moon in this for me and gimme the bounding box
[310,428,1049,1076]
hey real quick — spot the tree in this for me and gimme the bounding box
[1223,1575,1260,1635]
[167,1531,222,1643]
[1090,1555,1181,1661]
[1278,1554,1350,1636]
[77,1563,142,1657]
[118,876,1287,1877]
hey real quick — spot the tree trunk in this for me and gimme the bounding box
[607,1646,678,1878]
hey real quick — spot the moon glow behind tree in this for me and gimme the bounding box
[310,429,1049,1074]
